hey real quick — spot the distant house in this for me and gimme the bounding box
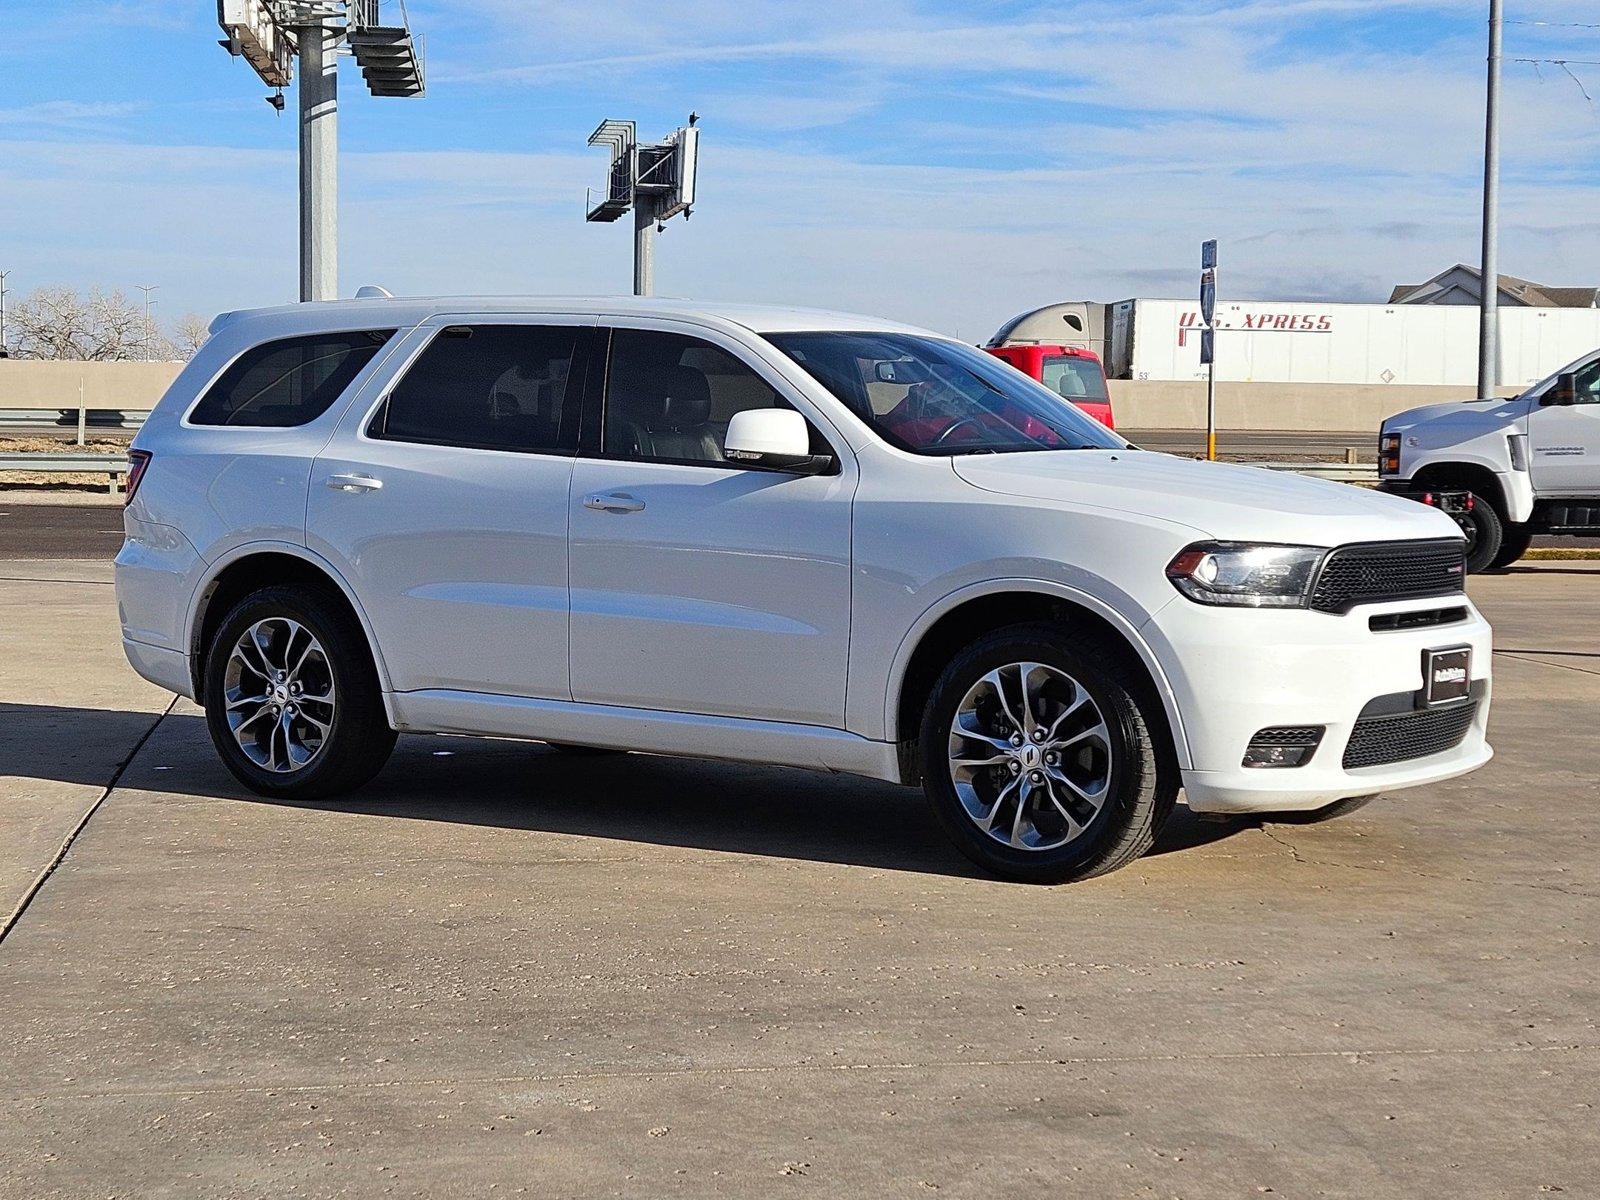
[1390,264,1600,308]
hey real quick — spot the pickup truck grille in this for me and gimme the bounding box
[1311,539,1466,614]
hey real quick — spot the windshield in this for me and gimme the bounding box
[1041,355,1109,404]
[766,332,1125,455]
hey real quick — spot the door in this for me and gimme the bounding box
[1528,354,1600,496]
[307,317,590,699]
[568,325,854,727]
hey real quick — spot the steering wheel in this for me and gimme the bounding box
[931,414,988,446]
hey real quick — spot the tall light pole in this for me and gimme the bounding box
[587,115,700,297]
[138,284,159,361]
[0,270,10,358]
[296,19,338,302]
[218,2,425,303]
[1478,0,1502,398]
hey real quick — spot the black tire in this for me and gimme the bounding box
[1461,495,1504,574]
[1268,794,1376,825]
[203,584,396,800]
[918,623,1177,884]
[1488,524,1533,571]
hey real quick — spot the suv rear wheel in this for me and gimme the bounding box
[918,624,1177,883]
[203,585,396,799]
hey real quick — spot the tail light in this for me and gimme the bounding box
[124,449,152,507]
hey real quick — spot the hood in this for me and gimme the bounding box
[1381,396,1528,434]
[952,450,1463,545]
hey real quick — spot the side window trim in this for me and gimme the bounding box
[586,323,841,473]
[363,320,592,457]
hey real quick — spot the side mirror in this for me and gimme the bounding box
[1548,373,1580,406]
[724,409,832,474]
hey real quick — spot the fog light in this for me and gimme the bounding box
[1243,726,1325,769]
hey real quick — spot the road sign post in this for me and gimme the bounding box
[1200,240,1218,461]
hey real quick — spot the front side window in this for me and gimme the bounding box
[1563,356,1600,405]
[190,330,395,427]
[1041,355,1109,403]
[766,332,1124,456]
[602,329,825,465]
[372,324,581,454]
[1525,351,1600,405]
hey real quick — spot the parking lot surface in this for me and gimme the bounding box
[1,552,1596,1197]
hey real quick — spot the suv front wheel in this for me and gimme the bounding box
[203,585,397,800]
[918,624,1177,883]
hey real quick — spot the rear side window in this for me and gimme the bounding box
[371,325,582,454]
[190,330,395,427]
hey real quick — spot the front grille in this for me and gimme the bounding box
[1342,701,1479,769]
[1311,539,1466,614]
[1368,605,1470,633]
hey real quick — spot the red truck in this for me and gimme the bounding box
[983,343,1115,430]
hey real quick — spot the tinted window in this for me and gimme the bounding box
[191,330,394,427]
[374,325,581,454]
[603,329,822,464]
[767,331,1123,456]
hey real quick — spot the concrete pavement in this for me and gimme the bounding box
[1,559,1596,1197]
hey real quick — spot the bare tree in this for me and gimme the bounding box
[170,313,212,360]
[6,286,177,360]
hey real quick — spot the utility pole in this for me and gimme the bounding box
[1478,0,1502,398]
[296,20,339,302]
[0,270,10,358]
[137,284,158,361]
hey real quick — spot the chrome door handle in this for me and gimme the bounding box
[326,473,384,493]
[582,492,646,513]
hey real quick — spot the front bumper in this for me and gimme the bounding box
[1144,591,1493,814]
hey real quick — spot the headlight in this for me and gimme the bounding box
[1165,542,1327,608]
[1379,432,1401,476]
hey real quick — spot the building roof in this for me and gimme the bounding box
[1389,264,1600,307]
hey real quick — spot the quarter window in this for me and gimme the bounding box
[602,329,825,465]
[373,325,582,454]
[190,330,395,427]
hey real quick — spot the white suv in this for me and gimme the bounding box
[116,297,1493,882]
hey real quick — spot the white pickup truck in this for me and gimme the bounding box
[1379,347,1600,572]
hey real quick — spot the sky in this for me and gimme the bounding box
[1,0,1598,342]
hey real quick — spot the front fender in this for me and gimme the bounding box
[880,578,1193,771]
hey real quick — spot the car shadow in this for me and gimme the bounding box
[2,701,1251,880]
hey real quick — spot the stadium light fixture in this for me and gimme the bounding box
[586,114,700,297]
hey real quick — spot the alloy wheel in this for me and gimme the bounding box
[223,617,337,773]
[946,661,1113,852]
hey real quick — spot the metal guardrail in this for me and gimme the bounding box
[1251,461,1378,484]
[0,406,152,431]
[0,451,131,493]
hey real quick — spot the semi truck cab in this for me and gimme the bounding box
[1380,347,1600,571]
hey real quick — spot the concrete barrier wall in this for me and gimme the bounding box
[0,359,1524,434]
[1109,380,1522,432]
[0,361,184,411]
